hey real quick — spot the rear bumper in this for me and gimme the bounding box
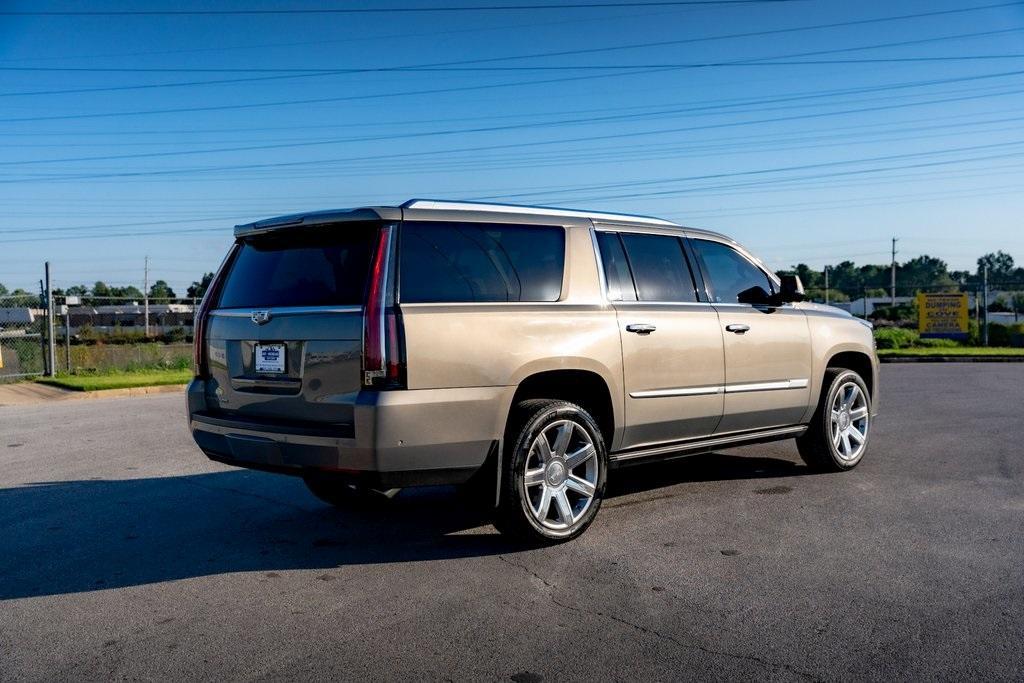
[187,379,506,487]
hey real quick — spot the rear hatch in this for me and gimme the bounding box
[202,223,379,429]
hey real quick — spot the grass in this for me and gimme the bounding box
[36,367,192,391]
[878,346,1024,357]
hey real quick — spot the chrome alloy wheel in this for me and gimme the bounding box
[522,419,599,530]
[830,381,869,461]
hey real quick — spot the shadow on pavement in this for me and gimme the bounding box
[0,450,810,600]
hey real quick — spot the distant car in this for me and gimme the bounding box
[187,199,879,542]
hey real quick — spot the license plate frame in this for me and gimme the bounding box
[254,343,286,374]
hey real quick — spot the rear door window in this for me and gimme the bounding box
[216,225,377,308]
[618,233,698,302]
[399,221,564,303]
[690,239,774,304]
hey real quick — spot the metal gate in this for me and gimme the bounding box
[0,294,46,380]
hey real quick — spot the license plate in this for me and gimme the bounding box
[254,343,286,374]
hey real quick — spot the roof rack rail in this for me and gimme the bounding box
[402,199,677,226]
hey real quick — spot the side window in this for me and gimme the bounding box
[595,232,636,301]
[399,221,564,303]
[619,233,698,302]
[691,239,774,304]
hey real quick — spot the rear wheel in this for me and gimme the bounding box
[302,474,399,508]
[797,368,871,472]
[495,399,607,543]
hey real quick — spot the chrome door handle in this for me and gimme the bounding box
[626,323,657,335]
[725,324,750,334]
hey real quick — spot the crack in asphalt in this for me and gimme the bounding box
[497,554,818,680]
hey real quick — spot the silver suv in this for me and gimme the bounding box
[188,199,879,542]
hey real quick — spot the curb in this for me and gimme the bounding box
[0,382,187,406]
[879,356,1024,363]
[73,383,188,399]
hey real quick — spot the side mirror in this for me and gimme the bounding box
[777,274,806,303]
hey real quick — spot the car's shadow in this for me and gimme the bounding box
[0,451,810,600]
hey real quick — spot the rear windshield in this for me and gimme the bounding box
[216,226,376,309]
[399,221,564,303]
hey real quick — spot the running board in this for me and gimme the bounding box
[609,425,807,465]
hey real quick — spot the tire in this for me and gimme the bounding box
[495,399,608,543]
[302,474,399,508]
[797,368,872,472]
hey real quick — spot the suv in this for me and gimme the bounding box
[188,199,878,542]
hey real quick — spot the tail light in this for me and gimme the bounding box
[363,224,405,389]
[193,245,237,378]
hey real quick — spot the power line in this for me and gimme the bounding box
[3,5,1021,100]
[5,82,1023,184]
[472,139,1024,201]
[4,15,1023,122]
[3,67,1020,145]
[0,2,808,16]
[3,54,1019,128]
[499,148,1024,205]
[4,140,1024,243]
[4,69,1023,167]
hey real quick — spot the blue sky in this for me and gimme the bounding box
[1,0,1023,296]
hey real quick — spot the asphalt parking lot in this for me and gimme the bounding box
[1,364,1021,681]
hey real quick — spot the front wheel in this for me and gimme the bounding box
[797,368,872,472]
[495,399,608,543]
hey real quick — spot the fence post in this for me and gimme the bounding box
[38,279,47,375]
[982,266,989,347]
[64,303,71,373]
[45,262,55,377]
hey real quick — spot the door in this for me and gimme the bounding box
[688,237,812,434]
[595,231,725,451]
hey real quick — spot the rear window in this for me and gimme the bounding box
[216,226,377,309]
[618,233,698,302]
[399,221,564,303]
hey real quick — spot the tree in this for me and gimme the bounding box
[112,285,144,299]
[148,279,176,300]
[65,285,88,297]
[0,282,7,296]
[187,272,215,299]
[989,295,1010,312]
[898,255,955,290]
[977,251,1015,279]
[1011,292,1024,321]
[92,281,111,297]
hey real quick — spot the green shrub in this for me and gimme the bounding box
[967,319,981,345]
[874,327,919,349]
[162,326,187,343]
[987,323,1012,347]
[915,337,959,348]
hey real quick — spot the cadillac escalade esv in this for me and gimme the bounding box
[188,199,879,542]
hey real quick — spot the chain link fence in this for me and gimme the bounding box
[0,293,46,380]
[52,295,195,374]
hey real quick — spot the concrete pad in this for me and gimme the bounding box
[0,381,186,406]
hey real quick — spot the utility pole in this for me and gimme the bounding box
[44,262,55,377]
[982,264,989,347]
[890,237,899,307]
[143,255,150,338]
[824,266,830,306]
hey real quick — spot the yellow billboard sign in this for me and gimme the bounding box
[917,292,968,339]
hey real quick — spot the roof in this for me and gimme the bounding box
[233,198,712,238]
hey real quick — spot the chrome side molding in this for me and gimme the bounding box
[609,425,807,463]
